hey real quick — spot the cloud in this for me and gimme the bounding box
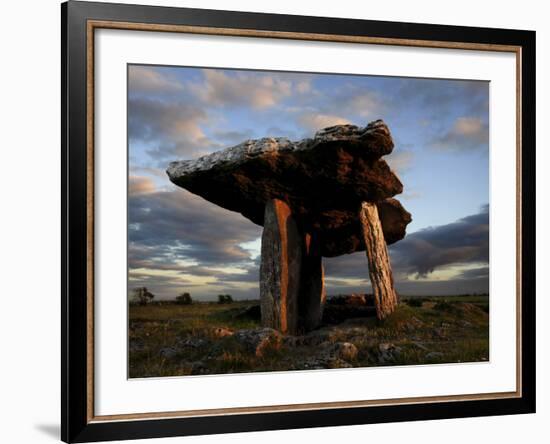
[385,150,415,174]
[298,113,351,131]
[128,66,184,95]
[128,96,220,163]
[390,205,489,277]
[129,186,489,298]
[341,90,384,119]
[394,79,488,119]
[128,176,263,298]
[129,185,262,264]
[322,205,489,295]
[431,117,489,151]
[191,69,294,109]
[129,97,207,143]
[212,129,256,144]
[455,266,489,280]
[129,176,156,196]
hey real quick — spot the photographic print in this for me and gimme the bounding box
[127,65,489,378]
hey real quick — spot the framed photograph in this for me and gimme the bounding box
[62,1,536,442]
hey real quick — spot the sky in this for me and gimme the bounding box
[128,64,489,300]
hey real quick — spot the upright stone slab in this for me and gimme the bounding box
[260,199,302,334]
[359,201,398,320]
[299,232,326,332]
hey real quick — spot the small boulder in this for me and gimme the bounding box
[177,337,209,349]
[234,328,282,357]
[159,347,178,359]
[211,327,234,338]
[190,361,208,375]
[377,342,402,363]
[330,342,359,361]
[129,339,145,353]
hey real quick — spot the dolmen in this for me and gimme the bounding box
[167,120,412,334]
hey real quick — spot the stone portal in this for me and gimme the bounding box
[167,120,412,332]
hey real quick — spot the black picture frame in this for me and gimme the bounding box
[61,1,536,442]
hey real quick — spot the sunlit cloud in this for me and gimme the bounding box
[431,116,489,151]
[128,65,185,95]
[191,69,293,109]
[298,113,350,131]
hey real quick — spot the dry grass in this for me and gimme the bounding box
[129,296,489,378]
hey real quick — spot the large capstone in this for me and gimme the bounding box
[167,120,412,257]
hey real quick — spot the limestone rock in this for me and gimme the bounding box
[233,328,283,357]
[167,120,411,257]
[259,199,302,334]
[360,201,399,320]
[330,342,359,361]
[211,327,234,338]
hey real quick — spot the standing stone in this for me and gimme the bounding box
[299,232,326,332]
[359,201,398,320]
[260,199,302,334]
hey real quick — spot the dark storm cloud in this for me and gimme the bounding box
[128,177,263,299]
[129,177,262,265]
[389,204,489,277]
[454,266,490,280]
[323,205,489,294]
[324,274,488,297]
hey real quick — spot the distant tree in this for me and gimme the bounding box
[217,294,233,304]
[176,292,193,305]
[130,287,154,306]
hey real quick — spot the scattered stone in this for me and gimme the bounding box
[211,327,234,338]
[283,335,304,347]
[327,359,353,369]
[330,342,359,361]
[379,342,395,352]
[377,342,402,363]
[177,337,209,349]
[159,347,179,359]
[301,328,343,346]
[234,328,283,357]
[294,354,355,370]
[129,339,145,353]
[190,361,208,375]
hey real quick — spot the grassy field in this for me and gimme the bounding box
[129,295,489,378]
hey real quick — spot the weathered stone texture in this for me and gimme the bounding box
[259,199,302,334]
[167,120,411,257]
[359,201,398,320]
[168,120,412,331]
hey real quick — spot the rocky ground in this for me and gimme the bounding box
[128,295,489,378]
